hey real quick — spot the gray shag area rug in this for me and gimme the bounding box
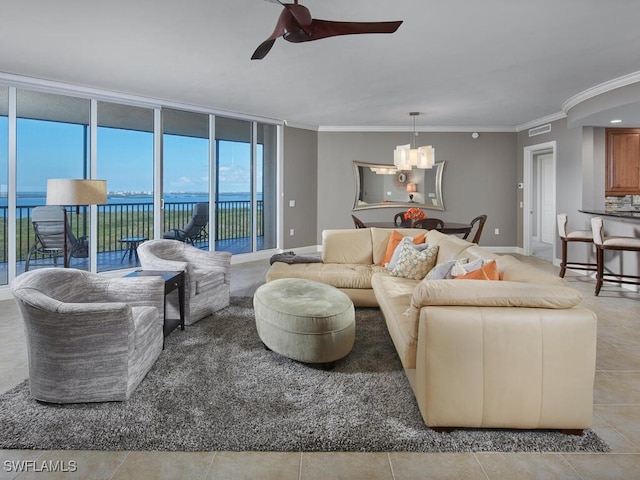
[0,297,609,453]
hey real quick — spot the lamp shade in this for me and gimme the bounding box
[46,179,107,206]
[406,183,417,193]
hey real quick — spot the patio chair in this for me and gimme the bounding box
[163,202,209,245]
[11,268,165,403]
[25,206,89,271]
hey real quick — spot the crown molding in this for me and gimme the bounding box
[283,121,319,131]
[515,111,567,132]
[0,71,284,125]
[317,125,515,133]
[562,71,640,113]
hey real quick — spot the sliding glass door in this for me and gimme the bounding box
[162,108,210,247]
[0,87,7,284]
[0,81,282,284]
[15,90,90,273]
[256,123,277,252]
[96,101,154,272]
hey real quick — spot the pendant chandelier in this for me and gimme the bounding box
[393,112,435,170]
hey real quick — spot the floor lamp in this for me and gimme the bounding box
[46,179,107,267]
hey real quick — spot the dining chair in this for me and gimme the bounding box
[351,215,367,229]
[412,218,444,230]
[393,211,411,227]
[463,214,488,244]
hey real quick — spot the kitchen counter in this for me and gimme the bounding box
[579,210,640,221]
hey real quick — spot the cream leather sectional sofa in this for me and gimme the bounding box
[266,227,597,432]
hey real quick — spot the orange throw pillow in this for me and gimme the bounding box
[454,260,499,280]
[380,231,427,266]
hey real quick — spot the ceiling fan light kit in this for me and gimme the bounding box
[393,112,435,170]
[252,0,403,59]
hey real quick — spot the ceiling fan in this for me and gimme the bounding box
[251,0,403,60]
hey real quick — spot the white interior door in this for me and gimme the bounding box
[538,154,555,244]
[523,141,556,259]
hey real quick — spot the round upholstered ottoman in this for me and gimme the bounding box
[253,278,355,366]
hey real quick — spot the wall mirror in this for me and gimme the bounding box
[353,161,445,211]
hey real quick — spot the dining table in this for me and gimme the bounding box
[365,222,472,236]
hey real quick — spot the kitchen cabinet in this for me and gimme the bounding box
[606,128,640,196]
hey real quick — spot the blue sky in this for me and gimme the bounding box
[0,118,260,195]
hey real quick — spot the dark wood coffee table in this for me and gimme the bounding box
[124,270,185,340]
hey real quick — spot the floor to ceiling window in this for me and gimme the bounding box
[215,117,254,254]
[162,108,210,247]
[96,101,154,272]
[256,123,277,252]
[0,77,282,286]
[0,87,8,284]
[15,90,90,273]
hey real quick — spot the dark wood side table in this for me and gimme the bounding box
[124,270,185,342]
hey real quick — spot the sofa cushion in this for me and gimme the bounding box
[405,279,583,322]
[391,243,439,280]
[266,262,389,290]
[371,273,420,370]
[425,229,474,263]
[498,256,567,286]
[322,228,374,264]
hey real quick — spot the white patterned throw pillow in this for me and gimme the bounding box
[391,242,439,280]
[387,236,431,271]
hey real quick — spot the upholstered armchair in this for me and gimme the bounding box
[137,239,232,325]
[11,268,165,403]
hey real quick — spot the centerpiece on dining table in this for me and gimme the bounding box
[404,207,427,227]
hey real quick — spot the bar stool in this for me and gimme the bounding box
[591,216,640,295]
[557,213,597,278]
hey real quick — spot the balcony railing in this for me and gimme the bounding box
[0,200,264,265]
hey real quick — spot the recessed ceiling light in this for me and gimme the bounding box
[610,119,623,124]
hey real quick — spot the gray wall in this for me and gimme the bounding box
[517,119,640,281]
[516,118,585,250]
[317,131,518,247]
[282,126,318,250]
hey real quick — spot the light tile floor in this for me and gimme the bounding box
[1,254,639,479]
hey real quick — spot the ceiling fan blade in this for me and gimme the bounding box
[251,7,293,60]
[309,19,403,40]
[251,38,277,60]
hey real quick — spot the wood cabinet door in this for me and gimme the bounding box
[606,128,640,196]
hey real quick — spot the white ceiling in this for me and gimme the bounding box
[1,0,640,130]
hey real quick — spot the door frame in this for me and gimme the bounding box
[523,141,556,259]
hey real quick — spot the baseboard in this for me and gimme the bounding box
[482,246,523,254]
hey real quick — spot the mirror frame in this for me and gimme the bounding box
[352,160,445,211]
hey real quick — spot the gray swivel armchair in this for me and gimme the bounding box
[137,239,232,325]
[11,268,165,403]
